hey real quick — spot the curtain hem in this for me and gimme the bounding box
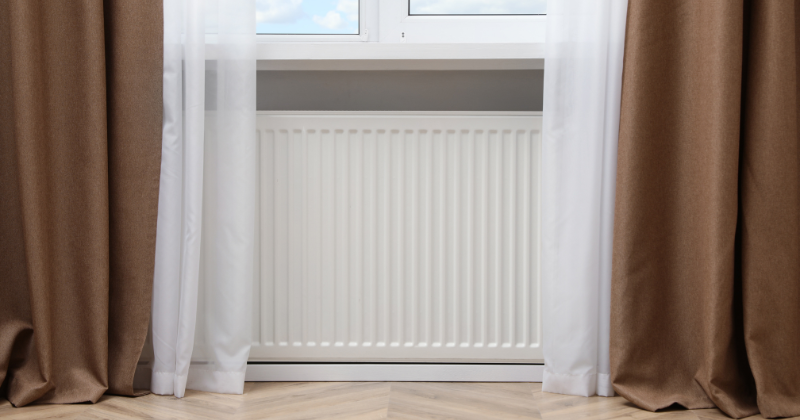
[150,371,173,395]
[150,371,179,396]
[186,368,246,395]
[542,369,614,397]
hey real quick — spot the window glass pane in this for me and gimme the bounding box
[257,0,358,34]
[409,0,546,15]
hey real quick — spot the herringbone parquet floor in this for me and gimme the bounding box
[1,382,794,420]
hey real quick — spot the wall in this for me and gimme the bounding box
[255,70,544,112]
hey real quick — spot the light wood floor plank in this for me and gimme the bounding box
[387,382,541,420]
[1,382,790,419]
[694,408,800,420]
[236,382,390,420]
[535,390,699,420]
[80,394,225,420]
[0,399,90,420]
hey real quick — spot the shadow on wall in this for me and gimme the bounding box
[252,70,544,112]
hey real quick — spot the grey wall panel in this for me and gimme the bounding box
[256,70,543,112]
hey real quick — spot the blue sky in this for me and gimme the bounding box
[256,0,546,35]
[256,0,359,34]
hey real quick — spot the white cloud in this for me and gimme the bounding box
[410,0,546,15]
[256,0,304,23]
[337,0,359,21]
[312,10,346,29]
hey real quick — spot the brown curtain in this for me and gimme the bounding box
[611,1,800,419]
[0,1,162,407]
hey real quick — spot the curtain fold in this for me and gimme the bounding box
[0,0,163,407]
[152,0,256,398]
[541,0,628,397]
[612,1,800,418]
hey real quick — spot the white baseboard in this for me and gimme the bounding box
[245,363,543,382]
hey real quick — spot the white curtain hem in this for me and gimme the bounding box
[151,371,176,396]
[542,369,615,397]
[186,368,247,395]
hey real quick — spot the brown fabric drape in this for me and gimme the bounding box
[0,1,162,407]
[611,1,800,419]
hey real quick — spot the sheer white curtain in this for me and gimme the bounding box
[541,0,628,397]
[152,0,256,398]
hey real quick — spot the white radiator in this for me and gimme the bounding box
[251,111,542,363]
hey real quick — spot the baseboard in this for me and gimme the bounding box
[245,363,544,382]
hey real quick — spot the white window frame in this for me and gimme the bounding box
[252,0,545,64]
[379,0,545,44]
[256,0,374,42]
[254,0,544,44]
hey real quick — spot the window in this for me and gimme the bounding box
[255,0,545,44]
[256,0,368,41]
[381,0,545,44]
[256,0,359,34]
[409,0,546,16]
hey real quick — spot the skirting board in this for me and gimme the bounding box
[245,363,544,382]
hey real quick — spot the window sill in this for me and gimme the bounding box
[208,43,544,71]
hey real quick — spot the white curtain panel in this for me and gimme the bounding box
[541,0,628,397]
[153,0,256,398]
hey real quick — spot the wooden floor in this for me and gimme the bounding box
[1,382,794,419]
